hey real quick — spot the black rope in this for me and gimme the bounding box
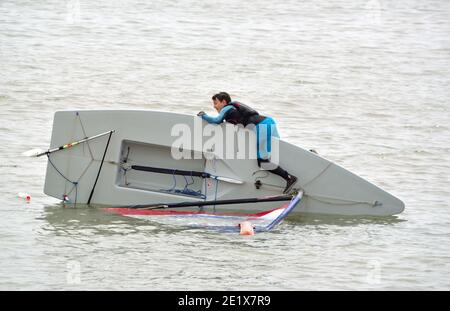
[87,131,113,205]
[47,153,78,206]
[74,182,78,206]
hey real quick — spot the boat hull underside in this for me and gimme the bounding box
[43,110,405,216]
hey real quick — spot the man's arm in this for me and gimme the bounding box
[200,105,234,124]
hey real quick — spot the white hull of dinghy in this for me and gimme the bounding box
[43,110,404,216]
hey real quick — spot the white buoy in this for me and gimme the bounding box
[18,192,31,202]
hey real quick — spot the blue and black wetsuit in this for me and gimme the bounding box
[201,101,297,193]
[201,102,278,161]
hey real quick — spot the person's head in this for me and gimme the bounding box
[211,92,231,112]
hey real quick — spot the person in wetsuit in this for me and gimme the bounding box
[197,92,298,194]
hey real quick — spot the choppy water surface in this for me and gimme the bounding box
[1,0,449,290]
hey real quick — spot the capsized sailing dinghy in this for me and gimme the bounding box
[31,110,404,216]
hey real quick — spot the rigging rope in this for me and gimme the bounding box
[47,153,78,206]
[160,169,206,199]
[252,162,379,207]
[87,130,113,204]
[77,112,94,159]
[47,111,114,206]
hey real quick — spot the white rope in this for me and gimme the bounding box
[64,112,96,198]
[252,163,379,207]
[77,112,95,159]
[302,162,333,188]
[306,193,380,207]
[63,114,78,195]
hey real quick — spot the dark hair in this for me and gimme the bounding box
[212,92,231,104]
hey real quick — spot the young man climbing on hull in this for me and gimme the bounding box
[198,92,298,194]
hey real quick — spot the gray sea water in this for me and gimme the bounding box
[1,0,449,290]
